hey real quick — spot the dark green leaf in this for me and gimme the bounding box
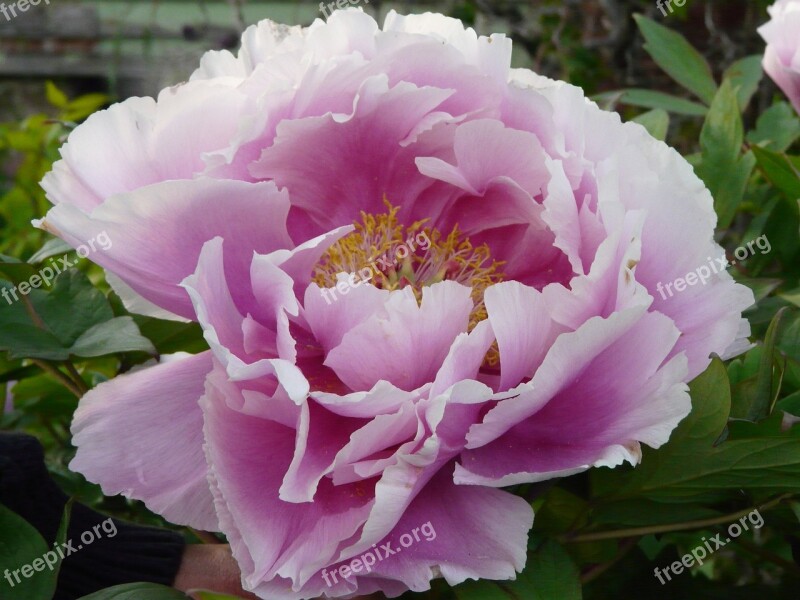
[69,316,156,358]
[750,308,789,420]
[52,499,74,581]
[696,80,755,228]
[633,14,718,104]
[593,89,707,116]
[592,358,800,501]
[0,504,57,600]
[747,102,800,152]
[0,255,37,285]
[33,270,114,346]
[752,146,800,216]
[778,390,800,416]
[0,324,70,360]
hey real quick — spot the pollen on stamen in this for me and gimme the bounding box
[312,202,504,366]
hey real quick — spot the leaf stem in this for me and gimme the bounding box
[63,361,89,395]
[31,359,83,398]
[560,494,792,543]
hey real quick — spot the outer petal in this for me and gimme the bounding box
[70,351,217,530]
[37,178,293,320]
[458,309,690,485]
[41,81,251,211]
[201,366,374,590]
[317,467,532,596]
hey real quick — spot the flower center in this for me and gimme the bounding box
[312,203,504,364]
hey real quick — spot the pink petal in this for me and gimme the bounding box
[202,367,374,588]
[70,351,217,529]
[37,178,292,320]
[325,282,472,392]
[459,309,690,485]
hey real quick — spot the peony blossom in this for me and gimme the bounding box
[37,9,753,599]
[760,0,800,114]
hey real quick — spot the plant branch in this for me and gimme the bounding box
[31,359,83,398]
[63,361,89,395]
[560,494,793,543]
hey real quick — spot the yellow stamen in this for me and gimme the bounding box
[313,202,504,366]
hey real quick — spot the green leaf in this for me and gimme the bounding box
[747,102,800,152]
[633,14,718,104]
[592,89,707,116]
[0,324,70,360]
[0,255,37,285]
[731,308,788,420]
[779,311,800,362]
[133,316,208,355]
[592,358,800,501]
[0,504,57,600]
[69,316,156,358]
[454,540,581,600]
[77,583,190,600]
[751,307,789,420]
[64,93,109,122]
[45,81,69,109]
[631,109,669,141]
[696,80,755,228]
[11,375,76,419]
[52,499,74,582]
[534,487,590,535]
[722,55,763,111]
[0,272,153,360]
[752,146,800,215]
[778,389,800,416]
[781,287,800,308]
[32,270,114,346]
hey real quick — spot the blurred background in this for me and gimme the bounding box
[0,0,777,113]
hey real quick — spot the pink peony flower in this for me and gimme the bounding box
[760,0,800,114]
[37,10,754,599]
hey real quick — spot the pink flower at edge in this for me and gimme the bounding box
[760,0,800,114]
[36,9,754,599]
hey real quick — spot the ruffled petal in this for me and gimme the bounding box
[70,351,217,529]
